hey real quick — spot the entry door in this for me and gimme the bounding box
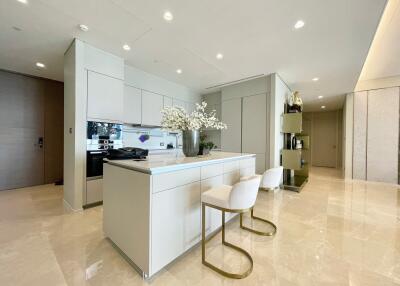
[312,111,338,168]
[0,71,44,190]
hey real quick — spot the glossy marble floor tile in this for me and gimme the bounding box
[1,168,400,285]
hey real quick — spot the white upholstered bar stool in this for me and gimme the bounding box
[241,166,283,191]
[201,176,276,279]
[259,166,283,191]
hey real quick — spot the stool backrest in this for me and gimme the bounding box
[229,175,261,210]
[261,166,283,189]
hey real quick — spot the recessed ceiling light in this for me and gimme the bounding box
[36,62,45,68]
[321,105,326,109]
[312,77,319,81]
[17,0,28,4]
[123,44,131,51]
[294,20,305,29]
[216,53,224,60]
[318,95,323,99]
[79,24,89,32]
[163,11,173,22]
[176,69,182,74]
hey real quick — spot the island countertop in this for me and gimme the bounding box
[105,151,255,174]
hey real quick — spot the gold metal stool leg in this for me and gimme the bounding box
[240,208,277,236]
[202,203,253,279]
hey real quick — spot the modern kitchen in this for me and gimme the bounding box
[1,0,400,285]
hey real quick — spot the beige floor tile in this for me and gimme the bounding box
[1,167,400,285]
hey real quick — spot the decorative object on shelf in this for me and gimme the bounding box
[161,102,227,157]
[286,91,303,113]
[198,133,215,155]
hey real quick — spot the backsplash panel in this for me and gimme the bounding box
[123,126,182,150]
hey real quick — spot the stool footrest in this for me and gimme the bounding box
[240,209,277,236]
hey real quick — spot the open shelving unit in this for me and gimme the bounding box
[281,110,309,192]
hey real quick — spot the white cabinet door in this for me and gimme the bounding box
[87,71,124,122]
[173,98,188,112]
[200,175,223,234]
[367,87,399,184]
[142,90,163,126]
[221,98,242,152]
[187,102,196,114]
[353,91,368,180]
[151,182,201,274]
[164,96,173,108]
[242,93,267,173]
[123,85,141,124]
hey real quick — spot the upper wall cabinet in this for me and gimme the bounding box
[142,90,163,126]
[173,99,188,113]
[87,71,124,123]
[124,85,142,125]
[84,45,124,80]
[164,96,173,108]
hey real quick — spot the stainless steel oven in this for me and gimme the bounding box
[86,150,108,178]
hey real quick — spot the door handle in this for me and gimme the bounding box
[37,137,44,149]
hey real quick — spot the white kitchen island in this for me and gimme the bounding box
[103,151,256,278]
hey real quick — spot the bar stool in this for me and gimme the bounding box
[241,166,283,191]
[201,176,277,279]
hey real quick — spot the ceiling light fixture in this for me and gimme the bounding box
[321,105,326,109]
[123,44,131,51]
[294,20,305,29]
[312,77,319,81]
[176,69,182,74]
[318,95,323,99]
[163,11,174,22]
[79,24,89,32]
[216,53,224,60]
[36,62,45,68]
[17,0,28,4]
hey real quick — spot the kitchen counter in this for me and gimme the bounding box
[106,151,255,174]
[103,151,256,278]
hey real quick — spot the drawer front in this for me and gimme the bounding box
[200,175,224,234]
[152,167,200,193]
[240,166,256,177]
[223,160,240,173]
[240,157,256,169]
[201,163,223,180]
[86,179,103,205]
[223,170,240,186]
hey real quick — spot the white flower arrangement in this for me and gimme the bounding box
[161,102,227,131]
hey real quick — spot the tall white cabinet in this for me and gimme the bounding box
[221,98,242,153]
[352,87,399,184]
[242,94,267,172]
[220,76,270,174]
[366,88,399,184]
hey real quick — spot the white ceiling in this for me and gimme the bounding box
[358,0,400,81]
[0,0,387,111]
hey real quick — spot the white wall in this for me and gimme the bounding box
[64,40,86,210]
[125,65,200,103]
[269,74,290,168]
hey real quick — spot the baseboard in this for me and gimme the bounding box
[63,199,83,212]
